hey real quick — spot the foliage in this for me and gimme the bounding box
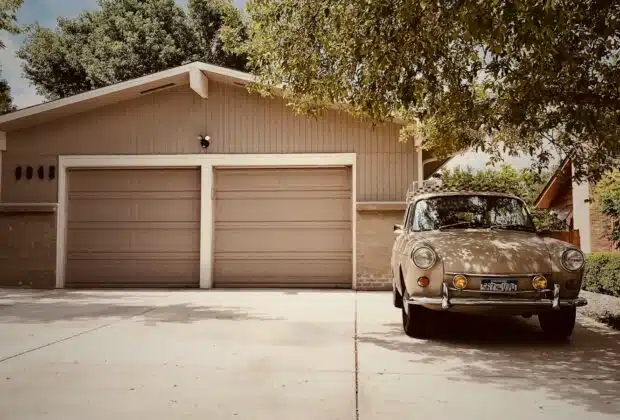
[0,78,16,114]
[17,0,248,100]
[437,164,567,231]
[595,171,620,249]
[242,0,620,182]
[0,0,22,114]
[583,252,620,297]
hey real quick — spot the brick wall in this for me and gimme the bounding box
[356,209,404,291]
[0,208,57,288]
[589,186,616,252]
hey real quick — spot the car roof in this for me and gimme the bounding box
[409,190,523,202]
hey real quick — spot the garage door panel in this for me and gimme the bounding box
[215,198,350,222]
[66,168,200,288]
[216,167,351,191]
[67,260,198,287]
[69,168,200,192]
[214,260,351,287]
[68,227,199,253]
[215,228,351,253]
[214,167,352,288]
[69,198,200,223]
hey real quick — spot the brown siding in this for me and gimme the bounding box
[0,210,56,288]
[356,210,405,291]
[3,82,417,204]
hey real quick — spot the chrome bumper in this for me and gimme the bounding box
[408,284,588,310]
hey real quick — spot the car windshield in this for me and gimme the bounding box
[411,195,536,232]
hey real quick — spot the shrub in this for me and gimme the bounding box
[582,252,620,297]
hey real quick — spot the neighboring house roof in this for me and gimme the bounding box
[533,154,573,209]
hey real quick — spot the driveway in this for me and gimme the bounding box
[0,290,618,420]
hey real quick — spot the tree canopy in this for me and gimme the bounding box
[0,0,22,114]
[437,164,567,231]
[17,0,248,101]
[241,0,620,182]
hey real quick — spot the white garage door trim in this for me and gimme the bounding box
[56,153,357,289]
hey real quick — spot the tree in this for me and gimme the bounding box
[17,0,248,100]
[0,0,22,114]
[188,0,249,70]
[595,171,620,249]
[437,164,567,231]
[241,0,620,183]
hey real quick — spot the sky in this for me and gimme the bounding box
[0,0,545,171]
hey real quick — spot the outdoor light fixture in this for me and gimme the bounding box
[198,135,211,149]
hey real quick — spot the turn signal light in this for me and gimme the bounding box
[417,276,430,287]
[532,275,548,290]
[453,274,468,290]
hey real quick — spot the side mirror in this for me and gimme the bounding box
[393,224,403,233]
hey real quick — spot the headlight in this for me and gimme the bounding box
[411,246,437,269]
[561,248,585,271]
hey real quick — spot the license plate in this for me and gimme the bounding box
[480,278,518,292]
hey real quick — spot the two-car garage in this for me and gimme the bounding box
[64,164,353,289]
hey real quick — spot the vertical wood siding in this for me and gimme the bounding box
[3,82,418,203]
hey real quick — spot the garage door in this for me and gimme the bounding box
[65,168,200,288]
[213,167,352,288]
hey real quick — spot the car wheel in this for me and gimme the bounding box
[538,308,576,339]
[401,290,431,338]
[393,281,403,308]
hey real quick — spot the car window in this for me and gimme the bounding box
[411,195,536,232]
[404,204,414,229]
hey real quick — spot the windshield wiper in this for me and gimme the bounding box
[489,224,534,232]
[438,221,480,231]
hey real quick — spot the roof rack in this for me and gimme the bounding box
[406,179,518,203]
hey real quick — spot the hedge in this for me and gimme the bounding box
[582,252,620,297]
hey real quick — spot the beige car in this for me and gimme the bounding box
[391,182,588,339]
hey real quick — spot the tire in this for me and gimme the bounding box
[393,282,403,308]
[401,290,431,338]
[538,308,576,339]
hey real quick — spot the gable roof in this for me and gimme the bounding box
[533,154,573,209]
[0,62,253,132]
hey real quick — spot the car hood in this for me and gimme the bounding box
[411,229,554,274]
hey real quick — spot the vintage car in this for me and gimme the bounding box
[391,181,588,339]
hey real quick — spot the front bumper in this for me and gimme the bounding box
[407,284,588,310]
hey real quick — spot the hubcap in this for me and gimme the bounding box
[402,291,409,315]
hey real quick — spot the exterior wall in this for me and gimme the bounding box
[589,185,617,252]
[3,82,417,204]
[356,209,405,290]
[572,165,592,253]
[0,208,56,288]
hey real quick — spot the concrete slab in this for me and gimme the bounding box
[356,292,620,420]
[1,289,619,420]
[0,290,356,420]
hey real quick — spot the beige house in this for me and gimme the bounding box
[0,62,447,291]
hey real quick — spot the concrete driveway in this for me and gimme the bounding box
[0,290,618,420]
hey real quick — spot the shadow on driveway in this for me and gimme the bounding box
[359,313,620,416]
[0,291,282,325]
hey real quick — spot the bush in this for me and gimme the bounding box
[583,252,620,297]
